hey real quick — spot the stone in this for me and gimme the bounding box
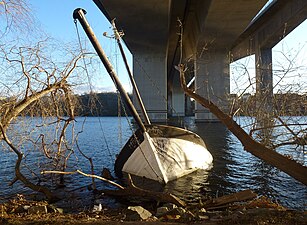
[158,207,187,221]
[55,207,64,214]
[13,205,27,213]
[156,207,169,217]
[126,206,152,221]
[181,210,195,222]
[163,214,181,220]
[92,204,102,212]
[199,208,207,213]
[47,204,64,214]
[28,205,48,214]
[167,207,186,216]
[1,205,8,217]
[163,203,177,210]
[198,215,209,220]
[23,205,31,210]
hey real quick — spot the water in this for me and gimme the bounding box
[0,116,306,210]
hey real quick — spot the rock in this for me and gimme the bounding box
[198,215,209,220]
[168,207,186,216]
[181,210,195,222]
[47,204,64,213]
[55,207,64,214]
[1,205,8,217]
[13,205,28,213]
[163,214,181,220]
[92,204,102,212]
[156,207,169,217]
[126,206,152,221]
[196,207,209,220]
[163,203,177,210]
[23,205,31,210]
[28,205,48,214]
[199,208,207,213]
[158,207,186,221]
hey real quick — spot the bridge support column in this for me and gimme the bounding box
[255,47,273,114]
[133,51,168,122]
[171,75,185,117]
[194,52,230,122]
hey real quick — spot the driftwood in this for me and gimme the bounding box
[42,171,186,207]
[178,64,307,186]
[203,189,257,210]
[100,174,186,207]
[42,170,124,190]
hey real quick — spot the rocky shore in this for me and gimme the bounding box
[1,192,306,225]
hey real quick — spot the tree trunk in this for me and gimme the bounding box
[178,64,307,186]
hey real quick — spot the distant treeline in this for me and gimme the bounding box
[78,92,307,117]
[76,92,132,117]
[2,92,306,117]
[229,93,307,116]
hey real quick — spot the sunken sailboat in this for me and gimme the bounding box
[73,8,213,184]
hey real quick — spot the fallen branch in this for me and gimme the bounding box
[178,64,307,186]
[203,189,257,210]
[42,170,186,207]
[41,170,124,190]
[100,174,186,207]
[0,123,58,202]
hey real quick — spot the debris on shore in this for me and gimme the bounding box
[1,190,306,225]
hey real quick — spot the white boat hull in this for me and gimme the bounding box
[115,125,213,184]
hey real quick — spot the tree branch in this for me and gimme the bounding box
[178,64,307,186]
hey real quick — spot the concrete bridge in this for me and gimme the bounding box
[93,0,306,122]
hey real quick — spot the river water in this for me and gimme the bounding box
[0,116,306,210]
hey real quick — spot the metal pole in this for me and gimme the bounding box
[111,20,151,125]
[73,8,146,132]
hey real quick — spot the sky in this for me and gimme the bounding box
[30,0,133,94]
[230,19,307,95]
[29,1,307,95]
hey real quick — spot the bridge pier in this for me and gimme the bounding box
[170,75,185,117]
[94,0,305,123]
[194,52,230,122]
[133,51,168,122]
[255,46,273,115]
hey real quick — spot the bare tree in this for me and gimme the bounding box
[179,63,307,186]
[0,0,34,37]
[0,40,84,201]
[176,27,307,185]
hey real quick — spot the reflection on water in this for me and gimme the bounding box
[0,116,306,210]
[180,118,307,210]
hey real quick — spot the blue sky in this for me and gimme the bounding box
[30,1,306,95]
[231,20,307,94]
[31,0,132,94]
[31,1,107,42]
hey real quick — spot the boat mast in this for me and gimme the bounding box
[111,20,151,125]
[73,8,146,132]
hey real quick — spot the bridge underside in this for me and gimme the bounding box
[94,0,306,122]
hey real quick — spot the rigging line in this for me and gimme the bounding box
[74,19,93,91]
[133,58,179,116]
[74,19,113,160]
[117,90,122,148]
[168,0,190,77]
[114,38,123,148]
[118,95,163,182]
[98,118,114,160]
